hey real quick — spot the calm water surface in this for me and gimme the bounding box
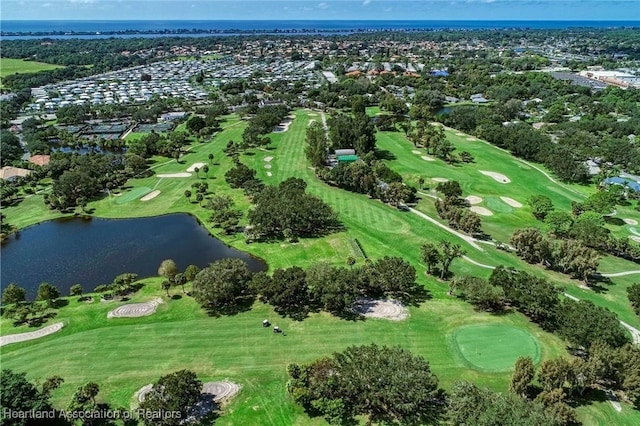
[0,214,266,298]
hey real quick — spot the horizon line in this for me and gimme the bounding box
[3,18,639,22]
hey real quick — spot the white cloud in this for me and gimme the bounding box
[362,0,372,6]
[317,2,329,9]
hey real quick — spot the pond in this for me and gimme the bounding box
[0,214,266,299]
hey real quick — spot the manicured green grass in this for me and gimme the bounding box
[451,324,540,372]
[113,186,152,204]
[3,109,640,424]
[0,58,63,78]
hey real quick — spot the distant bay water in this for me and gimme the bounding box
[2,20,639,40]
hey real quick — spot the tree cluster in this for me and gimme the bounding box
[420,240,466,280]
[287,344,445,425]
[241,104,289,148]
[247,178,339,240]
[327,110,376,154]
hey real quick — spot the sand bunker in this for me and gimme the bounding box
[135,384,154,403]
[202,381,241,402]
[264,164,272,169]
[266,172,272,177]
[421,155,435,162]
[479,170,510,184]
[465,195,483,205]
[432,177,449,183]
[157,173,191,178]
[187,162,205,172]
[412,150,421,154]
[264,156,273,162]
[0,322,64,347]
[108,298,162,318]
[455,132,465,136]
[273,116,295,133]
[352,298,408,321]
[624,218,639,226]
[308,119,316,126]
[630,236,640,243]
[500,196,522,208]
[470,206,494,216]
[466,137,478,141]
[140,190,160,201]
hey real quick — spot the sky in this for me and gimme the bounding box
[1,0,638,21]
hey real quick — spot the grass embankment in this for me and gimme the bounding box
[2,110,640,424]
[0,58,63,88]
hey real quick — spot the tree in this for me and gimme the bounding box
[174,273,187,293]
[418,177,425,189]
[346,256,356,269]
[435,180,462,200]
[202,164,209,178]
[184,189,192,202]
[194,166,199,178]
[196,193,204,205]
[158,259,178,282]
[545,212,574,237]
[438,240,466,279]
[0,131,24,167]
[36,282,60,307]
[192,258,253,315]
[186,115,206,134]
[528,195,554,220]
[534,388,578,426]
[2,283,26,305]
[421,242,441,276]
[510,356,535,397]
[557,299,629,348]
[538,357,574,392]
[367,256,420,303]
[454,276,505,312]
[0,369,55,424]
[460,211,482,235]
[258,266,311,320]
[161,280,171,297]
[184,264,200,282]
[70,284,83,297]
[447,381,561,426]
[287,344,445,425]
[510,228,551,264]
[628,283,640,316]
[139,370,202,426]
[208,153,214,164]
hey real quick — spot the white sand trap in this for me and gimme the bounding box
[470,206,493,216]
[135,384,154,403]
[273,116,295,133]
[202,381,241,402]
[412,150,421,154]
[352,298,408,321]
[187,162,205,172]
[264,156,273,162]
[308,113,318,117]
[421,155,435,162]
[0,322,64,347]
[308,119,316,126]
[432,177,449,183]
[465,195,483,205]
[500,196,523,208]
[630,236,640,243]
[140,190,160,201]
[624,218,639,225]
[455,132,464,136]
[264,164,272,169]
[108,298,162,318]
[466,137,478,141]
[266,172,272,177]
[479,170,511,184]
[157,172,191,178]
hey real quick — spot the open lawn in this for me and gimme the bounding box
[0,58,63,78]
[2,110,640,424]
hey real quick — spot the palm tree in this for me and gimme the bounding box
[208,153,214,164]
[194,167,200,178]
[418,177,425,189]
[161,280,171,297]
[184,189,192,202]
[202,165,209,178]
[196,193,204,206]
[346,256,356,269]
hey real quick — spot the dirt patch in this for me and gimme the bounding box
[187,162,205,172]
[0,322,64,347]
[421,155,435,162]
[470,206,494,216]
[157,173,192,178]
[352,298,408,321]
[140,190,160,201]
[479,170,510,184]
[465,195,483,205]
[500,196,522,208]
[108,298,162,318]
[624,218,639,226]
[431,177,449,183]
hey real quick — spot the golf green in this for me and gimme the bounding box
[114,187,152,204]
[452,324,540,372]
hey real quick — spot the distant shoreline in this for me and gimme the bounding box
[2,19,639,39]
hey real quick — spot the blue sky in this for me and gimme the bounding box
[2,0,638,21]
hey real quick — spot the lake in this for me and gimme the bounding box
[0,214,266,298]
